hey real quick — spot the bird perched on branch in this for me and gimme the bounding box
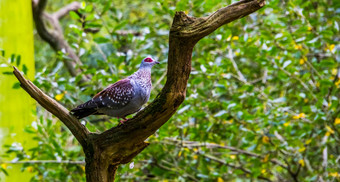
[71,57,159,124]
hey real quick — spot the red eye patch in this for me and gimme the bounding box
[144,58,153,62]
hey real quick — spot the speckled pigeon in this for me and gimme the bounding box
[71,57,159,123]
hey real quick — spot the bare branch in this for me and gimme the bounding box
[162,138,287,169]
[228,47,247,82]
[202,153,272,182]
[170,0,265,41]
[13,66,89,147]
[32,0,89,82]
[53,2,81,20]
[1,160,85,164]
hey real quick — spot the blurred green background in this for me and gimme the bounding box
[0,0,339,181]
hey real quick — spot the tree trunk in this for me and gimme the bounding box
[13,0,265,181]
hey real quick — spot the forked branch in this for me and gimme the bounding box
[15,0,265,181]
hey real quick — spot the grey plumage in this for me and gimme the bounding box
[71,57,159,123]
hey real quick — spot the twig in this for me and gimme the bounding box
[53,2,81,20]
[202,153,272,182]
[272,60,317,100]
[228,47,247,82]
[152,71,167,90]
[162,138,287,169]
[0,160,85,164]
[154,159,199,182]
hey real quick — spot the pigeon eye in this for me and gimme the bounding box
[144,58,153,62]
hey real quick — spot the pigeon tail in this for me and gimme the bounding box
[70,107,97,119]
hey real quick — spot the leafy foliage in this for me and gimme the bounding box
[2,0,340,181]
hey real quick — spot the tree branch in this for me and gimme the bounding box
[17,0,265,181]
[0,160,85,164]
[202,153,272,182]
[32,0,90,82]
[53,2,81,20]
[13,66,89,147]
[162,138,287,169]
[170,0,265,41]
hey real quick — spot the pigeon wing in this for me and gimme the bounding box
[71,79,135,118]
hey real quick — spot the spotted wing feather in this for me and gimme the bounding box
[71,79,135,119]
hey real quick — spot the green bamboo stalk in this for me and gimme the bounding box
[0,0,36,181]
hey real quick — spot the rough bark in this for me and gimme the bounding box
[14,0,265,181]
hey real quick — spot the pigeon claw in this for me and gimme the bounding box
[119,117,128,124]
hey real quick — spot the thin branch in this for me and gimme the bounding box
[154,159,199,182]
[228,47,247,82]
[53,2,81,20]
[170,0,265,41]
[272,60,317,100]
[151,71,167,90]
[202,153,272,182]
[1,160,85,164]
[162,138,287,169]
[12,66,89,147]
[32,0,90,82]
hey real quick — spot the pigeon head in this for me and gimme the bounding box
[140,57,159,68]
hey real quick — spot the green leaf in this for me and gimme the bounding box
[12,82,21,89]
[22,64,28,75]
[2,71,13,75]
[69,11,80,19]
[16,55,21,66]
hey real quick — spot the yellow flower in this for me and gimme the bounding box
[294,44,302,50]
[261,154,270,163]
[261,169,267,174]
[326,125,334,134]
[262,136,270,144]
[232,36,239,41]
[330,172,339,177]
[293,113,306,119]
[178,151,182,157]
[1,163,7,169]
[316,82,320,87]
[325,44,336,52]
[329,44,335,52]
[298,147,306,152]
[299,58,305,65]
[283,122,290,127]
[193,155,198,160]
[335,80,340,87]
[325,131,331,137]
[332,68,338,75]
[334,118,340,125]
[305,139,312,144]
[230,155,236,159]
[298,159,305,167]
[217,177,224,182]
[307,26,312,31]
[27,166,34,172]
[55,91,67,101]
